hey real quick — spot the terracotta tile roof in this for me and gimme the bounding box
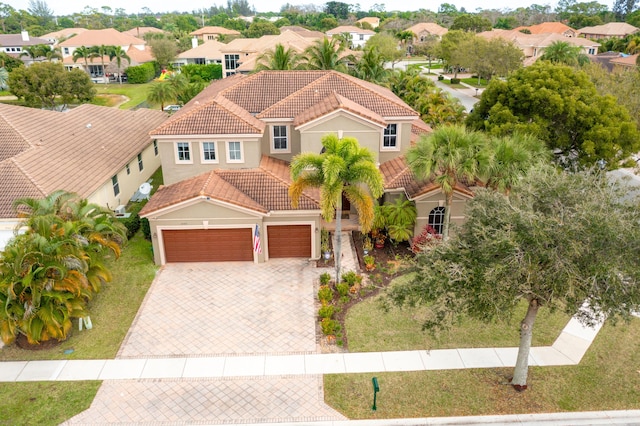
[151,94,265,136]
[380,156,473,199]
[478,30,600,49]
[406,22,448,37]
[178,40,226,59]
[514,22,576,35]
[59,29,145,47]
[126,45,154,64]
[140,156,320,216]
[257,71,417,119]
[122,27,166,38]
[190,26,241,36]
[611,54,639,67]
[0,103,167,218]
[326,25,375,35]
[280,26,326,38]
[410,118,432,143]
[293,91,386,127]
[0,159,46,217]
[40,28,88,41]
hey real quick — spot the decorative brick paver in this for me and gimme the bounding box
[117,259,317,358]
[64,376,346,425]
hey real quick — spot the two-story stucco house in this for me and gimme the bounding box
[326,25,375,49]
[140,71,472,265]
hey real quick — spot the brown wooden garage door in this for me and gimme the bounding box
[163,228,253,262]
[267,225,311,258]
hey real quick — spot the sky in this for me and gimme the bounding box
[3,0,606,17]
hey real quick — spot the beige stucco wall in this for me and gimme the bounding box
[144,198,321,265]
[88,144,160,211]
[158,138,262,185]
[259,123,301,163]
[413,190,470,237]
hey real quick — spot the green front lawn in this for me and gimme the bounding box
[346,276,570,352]
[93,83,154,110]
[0,232,158,361]
[325,318,640,418]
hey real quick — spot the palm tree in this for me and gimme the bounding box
[44,46,62,62]
[89,44,110,81]
[72,45,92,71]
[540,41,588,66]
[147,82,177,110]
[406,125,488,240]
[302,37,353,73]
[20,44,48,63]
[290,134,384,282]
[482,133,550,195]
[625,35,640,54]
[350,46,389,83]
[108,46,131,84]
[255,43,303,71]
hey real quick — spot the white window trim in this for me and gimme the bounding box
[270,125,291,154]
[175,142,193,164]
[381,123,401,152]
[226,141,244,163]
[199,141,219,164]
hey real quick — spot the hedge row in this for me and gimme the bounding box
[125,62,156,84]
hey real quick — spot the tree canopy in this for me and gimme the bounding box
[466,61,640,169]
[386,165,640,389]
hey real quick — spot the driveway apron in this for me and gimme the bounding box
[65,259,346,424]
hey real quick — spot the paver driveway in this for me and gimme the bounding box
[117,259,318,358]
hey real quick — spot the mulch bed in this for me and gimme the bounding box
[317,231,414,350]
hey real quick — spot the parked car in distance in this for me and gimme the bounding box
[163,105,181,112]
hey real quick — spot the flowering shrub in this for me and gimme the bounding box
[410,224,442,253]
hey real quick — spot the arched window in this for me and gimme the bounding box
[428,206,446,235]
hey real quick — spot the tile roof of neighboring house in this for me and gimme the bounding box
[410,118,432,142]
[326,25,375,35]
[0,33,52,47]
[611,53,639,67]
[578,22,639,36]
[0,160,45,217]
[0,104,168,218]
[478,29,600,50]
[514,22,576,35]
[190,26,241,36]
[122,27,166,38]
[125,45,154,64]
[178,40,226,59]
[406,22,448,37]
[357,17,380,26]
[279,26,326,38]
[234,31,320,72]
[380,156,473,199]
[151,70,419,137]
[40,28,88,42]
[59,29,145,47]
[139,156,320,216]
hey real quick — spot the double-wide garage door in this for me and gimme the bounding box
[163,229,253,262]
[162,225,311,263]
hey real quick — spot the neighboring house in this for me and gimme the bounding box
[514,22,578,37]
[174,39,225,68]
[326,25,375,48]
[279,26,326,38]
[578,22,639,39]
[190,26,241,42]
[40,28,88,45]
[0,103,168,250]
[221,30,322,76]
[0,31,53,60]
[356,17,380,29]
[406,22,448,43]
[140,70,467,266]
[610,53,639,70]
[590,51,630,71]
[122,26,166,38]
[59,29,147,83]
[478,29,599,65]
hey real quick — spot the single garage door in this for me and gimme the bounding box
[267,225,311,258]
[163,228,253,262]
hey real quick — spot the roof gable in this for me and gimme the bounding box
[293,91,386,128]
[59,29,145,47]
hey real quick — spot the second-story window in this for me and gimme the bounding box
[272,125,289,152]
[176,142,191,162]
[383,124,398,149]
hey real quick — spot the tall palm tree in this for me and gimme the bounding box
[290,134,384,282]
[482,133,550,195]
[89,44,110,80]
[147,82,177,110]
[20,44,48,63]
[72,45,92,71]
[255,43,303,71]
[406,125,488,240]
[302,37,353,73]
[350,46,389,83]
[108,46,131,84]
[44,46,62,62]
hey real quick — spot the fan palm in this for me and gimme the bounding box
[302,37,353,73]
[147,82,177,110]
[406,125,488,240]
[290,134,384,282]
[255,43,303,71]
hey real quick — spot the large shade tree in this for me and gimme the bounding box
[289,135,384,282]
[466,62,640,169]
[0,191,126,345]
[386,165,640,390]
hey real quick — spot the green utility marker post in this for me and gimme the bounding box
[372,376,380,411]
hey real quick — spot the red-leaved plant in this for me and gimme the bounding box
[410,224,442,253]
